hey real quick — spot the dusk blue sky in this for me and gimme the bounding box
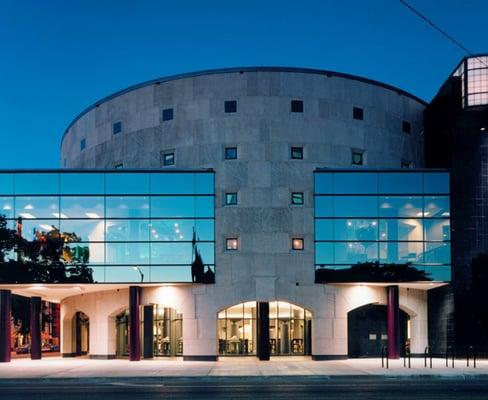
[1,0,486,168]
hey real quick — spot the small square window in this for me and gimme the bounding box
[352,150,364,165]
[291,100,303,113]
[80,139,86,151]
[162,108,174,121]
[113,121,122,135]
[226,238,238,251]
[291,192,304,205]
[163,153,175,166]
[402,121,411,134]
[401,160,412,169]
[291,147,303,160]
[225,147,237,160]
[224,100,237,113]
[292,238,304,251]
[114,163,123,169]
[225,192,238,205]
[353,107,364,120]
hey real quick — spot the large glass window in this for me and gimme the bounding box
[0,171,215,284]
[314,171,451,283]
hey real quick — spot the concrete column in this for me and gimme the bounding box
[129,286,141,361]
[257,302,270,361]
[143,305,154,359]
[30,297,42,360]
[387,286,400,359]
[0,290,12,363]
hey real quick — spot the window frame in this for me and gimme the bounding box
[291,100,304,113]
[351,149,364,166]
[225,147,238,160]
[224,100,237,113]
[291,146,304,160]
[353,106,364,120]
[225,192,238,206]
[226,237,239,251]
[112,121,122,135]
[291,192,304,205]
[162,152,175,166]
[292,238,304,251]
[162,108,174,122]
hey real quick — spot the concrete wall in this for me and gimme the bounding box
[60,68,428,358]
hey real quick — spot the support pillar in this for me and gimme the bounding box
[143,305,154,359]
[257,302,270,361]
[129,286,141,361]
[0,290,12,363]
[30,297,42,360]
[387,286,400,359]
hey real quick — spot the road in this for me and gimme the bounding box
[1,378,488,399]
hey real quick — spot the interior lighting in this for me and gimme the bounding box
[19,213,35,219]
[24,204,34,210]
[52,212,68,219]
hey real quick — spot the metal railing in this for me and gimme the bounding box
[467,345,477,368]
[403,344,411,368]
[381,346,389,369]
[446,346,455,368]
[424,346,432,368]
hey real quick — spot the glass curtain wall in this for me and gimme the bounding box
[314,171,451,283]
[0,170,215,283]
[453,56,488,107]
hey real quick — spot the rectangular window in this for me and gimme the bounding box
[80,139,86,151]
[291,147,303,160]
[402,121,411,134]
[353,107,364,120]
[292,238,304,250]
[352,150,364,165]
[225,147,237,160]
[162,108,174,121]
[225,192,238,205]
[291,192,304,205]
[224,100,237,113]
[291,100,303,113]
[163,153,175,166]
[114,163,123,169]
[113,121,122,135]
[226,238,238,251]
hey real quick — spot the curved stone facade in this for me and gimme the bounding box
[60,68,427,358]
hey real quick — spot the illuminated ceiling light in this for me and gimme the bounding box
[371,221,377,226]
[481,127,486,132]
[381,233,386,238]
[347,221,352,227]
[174,223,179,227]
[179,235,184,239]
[441,212,450,217]
[52,212,68,219]
[151,229,157,234]
[85,212,100,218]
[19,213,35,219]
[424,212,430,216]
[175,229,180,233]
[2,205,11,210]
[39,224,54,231]
[24,204,34,210]
[154,234,159,239]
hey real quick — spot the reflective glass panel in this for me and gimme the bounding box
[106,197,150,218]
[195,173,214,195]
[89,267,106,283]
[314,219,334,240]
[334,242,378,264]
[60,197,105,218]
[15,196,59,219]
[424,196,450,218]
[105,220,150,242]
[196,197,214,217]
[150,266,193,282]
[19,219,59,241]
[333,196,378,217]
[106,242,150,264]
[379,242,424,264]
[424,173,449,194]
[195,219,215,241]
[379,196,423,218]
[151,173,195,194]
[151,197,195,218]
[378,219,423,241]
[0,174,14,195]
[61,242,104,265]
[315,242,334,264]
[424,242,451,264]
[60,173,104,195]
[106,173,150,194]
[15,173,59,195]
[105,266,151,283]
[0,197,14,219]
[334,219,378,241]
[60,219,105,242]
[333,173,378,194]
[424,219,450,241]
[150,242,193,264]
[315,196,333,217]
[424,265,451,281]
[314,174,333,194]
[378,173,423,194]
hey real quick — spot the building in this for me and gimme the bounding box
[1,60,478,362]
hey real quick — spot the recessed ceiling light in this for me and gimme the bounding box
[85,212,100,218]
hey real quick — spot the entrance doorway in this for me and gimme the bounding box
[73,311,89,356]
[347,304,409,357]
[217,301,312,356]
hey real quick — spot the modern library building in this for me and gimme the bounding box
[0,55,487,362]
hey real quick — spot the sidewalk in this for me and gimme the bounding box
[0,357,487,380]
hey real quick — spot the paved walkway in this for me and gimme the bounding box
[0,357,487,379]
